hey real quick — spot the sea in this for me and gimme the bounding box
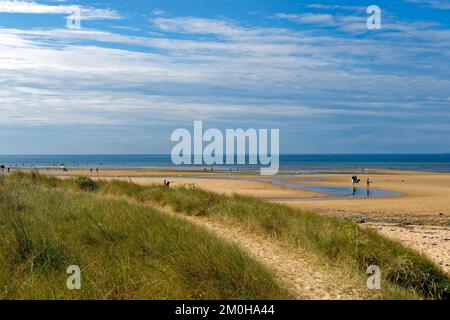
[0,154,450,173]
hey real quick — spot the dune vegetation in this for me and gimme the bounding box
[0,173,289,299]
[1,172,449,300]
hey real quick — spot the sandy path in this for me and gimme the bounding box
[171,213,371,300]
[365,223,450,274]
[97,191,368,299]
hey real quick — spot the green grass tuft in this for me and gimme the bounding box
[0,173,289,300]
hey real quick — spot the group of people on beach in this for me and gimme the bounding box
[56,167,100,173]
[0,164,103,174]
[0,165,11,172]
[351,175,360,184]
[351,174,372,188]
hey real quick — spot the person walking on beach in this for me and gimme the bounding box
[367,178,371,188]
[352,175,359,184]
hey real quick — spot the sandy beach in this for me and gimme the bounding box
[33,167,450,225]
[11,167,450,273]
[277,171,450,225]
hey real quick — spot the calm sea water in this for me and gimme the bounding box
[1,154,450,173]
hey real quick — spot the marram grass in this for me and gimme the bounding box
[4,172,450,300]
[0,174,289,299]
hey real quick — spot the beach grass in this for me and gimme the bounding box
[5,172,450,300]
[0,173,290,299]
[93,176,449,299]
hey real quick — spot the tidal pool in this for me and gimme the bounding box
[237,177,401,201]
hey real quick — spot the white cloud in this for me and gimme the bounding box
[0,14,449,131]
[275,12,370,33]
[307,4,366,11]
[152,16,243,37]
[275,13,335,26]
[405,0,450,10]
[0,0,122,20]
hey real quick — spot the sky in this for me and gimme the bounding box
[0,0,449,154]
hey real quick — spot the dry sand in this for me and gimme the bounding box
[130,176,321,199]
[365,223,450,274]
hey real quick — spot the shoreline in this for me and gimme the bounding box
[6,165,449,176]
[5,166,449,175]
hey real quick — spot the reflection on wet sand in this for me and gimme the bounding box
[232,176,401,201]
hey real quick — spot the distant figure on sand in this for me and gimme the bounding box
[351,175,360,184]
[367,178,371,188]
[90,168,93,173]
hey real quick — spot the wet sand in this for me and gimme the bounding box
[276,171,450,225]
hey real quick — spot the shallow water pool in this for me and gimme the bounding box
[243,177,401,201]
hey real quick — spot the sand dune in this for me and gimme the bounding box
[14,168,450,274]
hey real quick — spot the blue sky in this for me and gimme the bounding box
[0,0,449,154]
